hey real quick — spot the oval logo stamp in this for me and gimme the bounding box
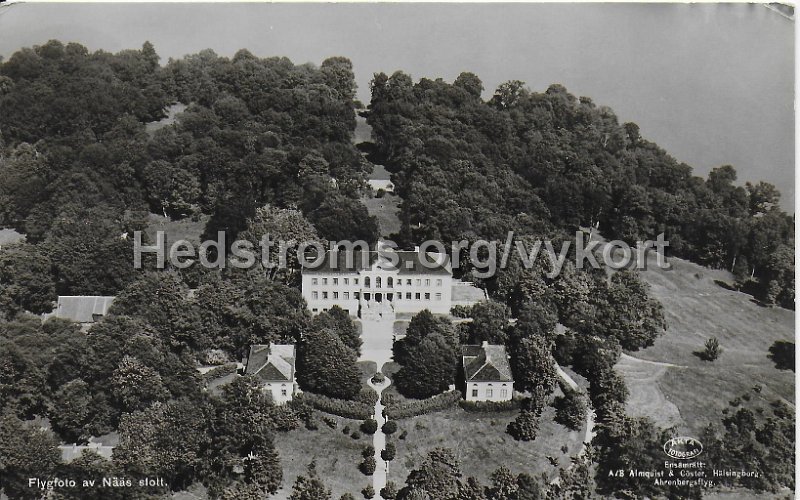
[663,437,703,460]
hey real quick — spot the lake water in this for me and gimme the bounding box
[0,3,793,210]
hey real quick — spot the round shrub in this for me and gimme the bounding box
[359,456,376,475]
[381,481,399,499]
[362,485,375,498]
[382,420,398,435]
[381,443,396,462]
[351,430,361,440]
[360,418,378,435]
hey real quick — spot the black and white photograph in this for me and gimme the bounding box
[0,2,795,499]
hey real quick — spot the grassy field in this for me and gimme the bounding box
[387,402,584,488]
[361,193,402,238]
[393,320,409,338]
[272,414,372,500]
[617,252,794,435]
[144,212,209,249]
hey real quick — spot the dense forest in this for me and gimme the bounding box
[0,40,794,500]
[0,40,377,300]
[366,72,794,309]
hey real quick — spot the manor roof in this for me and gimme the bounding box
[302,250,450,276]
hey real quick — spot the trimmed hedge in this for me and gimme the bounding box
[450,305,473,318]
[293,393,373,420]
[384,390,461,420]
[459,398,522,413]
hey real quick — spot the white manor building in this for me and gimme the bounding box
[301,247,454,318]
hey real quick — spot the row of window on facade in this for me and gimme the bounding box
[310,276,443,288]
[311,291,443,301]
[266,383,290,396]
[471,383,509,399]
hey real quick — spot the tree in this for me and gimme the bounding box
[238,204,321,283]
[0,414,62,500]
[53,450,126,500]
[0,243,56,318]
[0,340,49,418]
[114,398,213,491]
[458,477,487,500]
[510,335,556,406]
[312,306,361,354]
[382,420,398,435]
[290,462,332,500]
[359,455,376,475]
[394,333,456,398]
[701,337,722,361]
[360,418,378,435]
[597,270,666,350]
[42,204,142,296]
[109,271,202,350]
[453,72,484,99]
[487,466,518,499]
[381,442,396,462]
[467,300,511,344]
[142,159,201,217]
[381,481,399,499]
[111,355,170,413]
[309,196,379,245]
[507,402,541,442]
[396,310,458,363]
[761,244,793,309]
[400,448,462,500]
[50,379,93,443]
[194,273,310,357]
[553,387,587,431]
[594,414,701,499]
[321,56,357,101]
[297,329,361,400]
[242,441,283,496]
[746,181,781,215]
[768,340,794,371]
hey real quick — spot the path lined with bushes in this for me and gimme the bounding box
[368,374,391,497]
[358,318,395,498]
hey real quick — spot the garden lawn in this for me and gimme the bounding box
[387,404,584,488]
[272,413,372,500]
[361,193,402,238]
[144,212,209,249]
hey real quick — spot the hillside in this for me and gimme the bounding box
[618,252,794,434]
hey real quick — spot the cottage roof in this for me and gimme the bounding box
[245,344,295,382]
[45,296,115,323]
[462,342,514,382]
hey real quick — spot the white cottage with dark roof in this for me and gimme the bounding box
[244,343,297,404]
[301,246,453,318]
[462,341,514,402]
